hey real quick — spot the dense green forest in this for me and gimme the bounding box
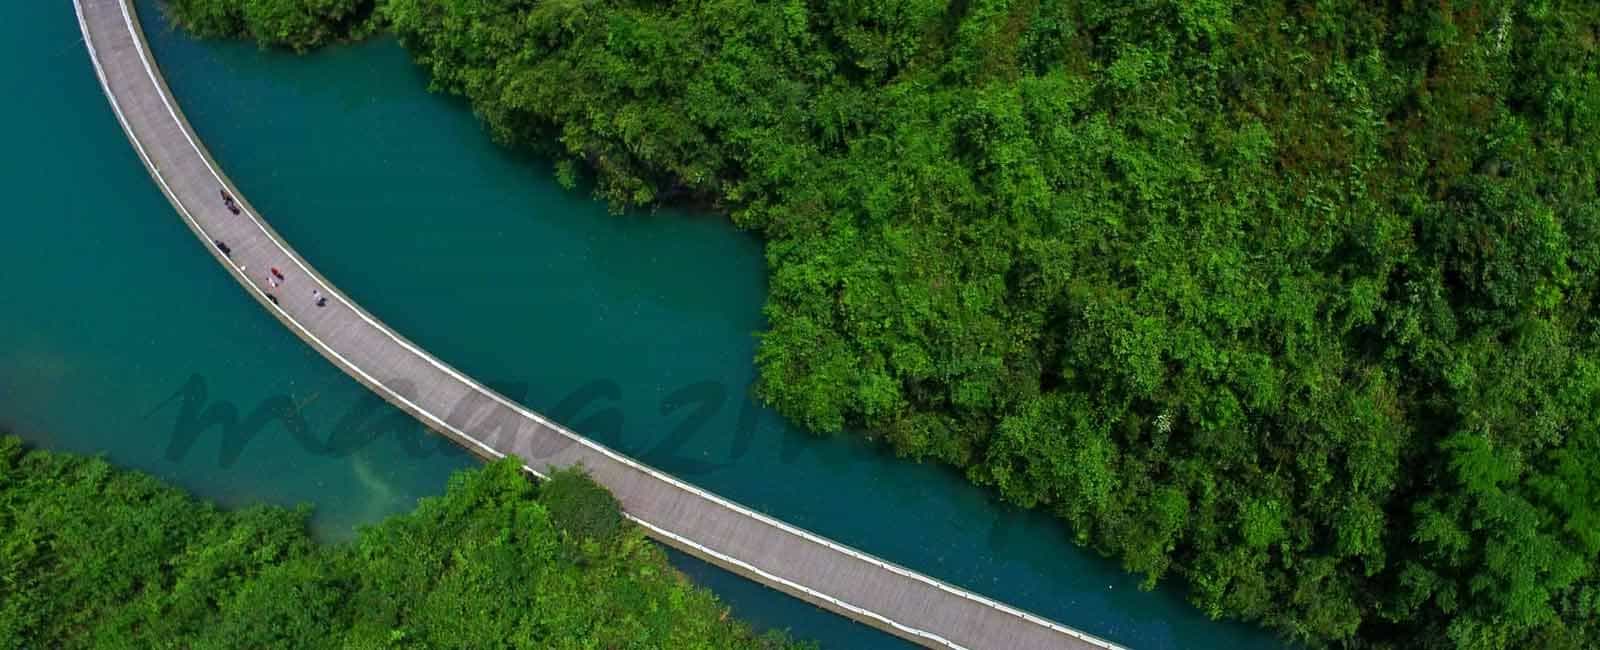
[0,435,803,648]
[163,0,1600,648]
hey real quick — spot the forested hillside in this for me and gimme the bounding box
[163,1,1600,647]
[0,436,803,648]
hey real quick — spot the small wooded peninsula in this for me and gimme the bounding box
[0,435,807,649]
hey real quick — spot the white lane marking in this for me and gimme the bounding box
[632,517,968,649]
[78,2,1125,647]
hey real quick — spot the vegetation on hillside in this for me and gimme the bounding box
[0,435,804,648]
[165,0,386,50]
[163,1,1600,648]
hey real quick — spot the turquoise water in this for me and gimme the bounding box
[0,2,1289,648]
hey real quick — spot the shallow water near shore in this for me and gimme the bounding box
[0,2,1289,648]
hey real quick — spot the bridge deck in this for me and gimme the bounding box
[73,1,1122,648]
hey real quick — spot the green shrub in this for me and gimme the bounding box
[537,466,624,548]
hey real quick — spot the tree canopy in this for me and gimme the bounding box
[0,435,806,648]
[163,1,1600,647]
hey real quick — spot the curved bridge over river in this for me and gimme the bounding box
[74,1,1123,647]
